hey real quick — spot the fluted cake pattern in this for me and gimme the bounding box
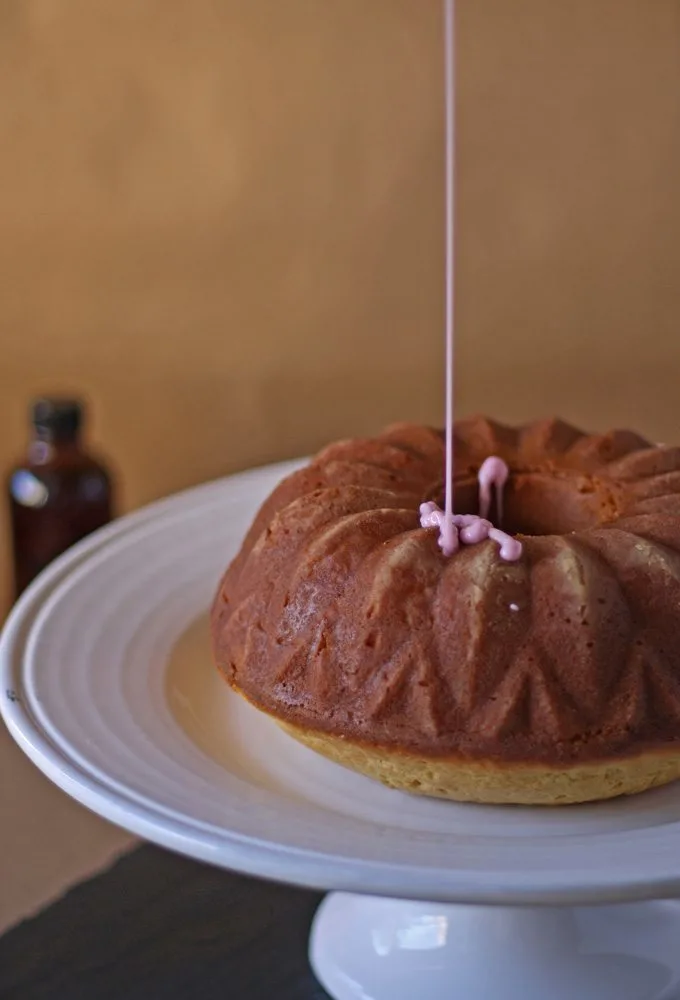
[211,417,680,765]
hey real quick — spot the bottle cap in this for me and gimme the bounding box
[31,397,84,440]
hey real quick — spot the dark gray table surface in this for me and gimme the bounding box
[0,846,330,1000]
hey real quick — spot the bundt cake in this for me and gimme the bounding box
[211,417,680,805]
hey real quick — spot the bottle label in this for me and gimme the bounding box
[10,470,49,508]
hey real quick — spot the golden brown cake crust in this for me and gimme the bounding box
[211,417,680,775]
[277,717,680,806]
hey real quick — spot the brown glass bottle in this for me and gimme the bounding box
[7,398,114,600]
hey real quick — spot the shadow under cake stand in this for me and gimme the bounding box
[2,461,680,1000]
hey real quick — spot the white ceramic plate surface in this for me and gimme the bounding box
[3,460,680,905]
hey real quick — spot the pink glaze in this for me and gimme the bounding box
[432,4,521,564]
[420,501,522,562]
[440,0,457,561]
[420,501,459,556]
[478,455,509,522]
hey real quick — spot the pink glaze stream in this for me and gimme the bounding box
[441,0,457,560]
[430,4,521,563]
[430,2,521,564]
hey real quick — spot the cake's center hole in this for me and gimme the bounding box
[451,470,617,536]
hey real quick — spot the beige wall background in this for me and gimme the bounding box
[2,0,680,612]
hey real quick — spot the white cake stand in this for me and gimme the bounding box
[3,461,680,1000]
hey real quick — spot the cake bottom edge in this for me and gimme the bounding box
[276,719,680,806]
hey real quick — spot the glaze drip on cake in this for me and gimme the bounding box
[478,455,509,522]
[419,502,522,561]
[419,456,521,561]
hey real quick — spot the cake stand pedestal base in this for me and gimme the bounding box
[310,893,680,1000]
